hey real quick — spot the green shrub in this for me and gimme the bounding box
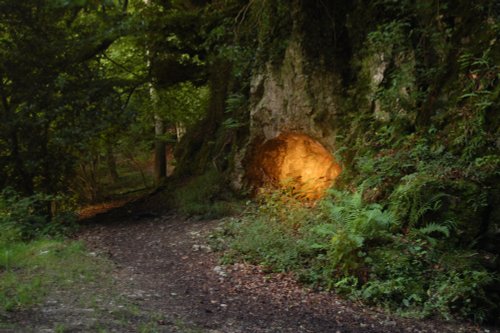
[362,227,498,321]
[0,189,77,241]
[425,269,496,322]
[222,216,305,271]
[311,190,397,278]
[389,174,488,243]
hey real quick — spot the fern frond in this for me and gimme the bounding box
[414,192,450,222]
[311,224,336,237]
[418,223,450,238]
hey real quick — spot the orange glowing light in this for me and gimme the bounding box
[247,133,342,199]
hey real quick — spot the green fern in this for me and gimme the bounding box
[313,190,397,275]
[390,174,453,228]
[418,223,450,238]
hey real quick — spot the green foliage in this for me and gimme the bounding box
[0,199,104,314]
[174,169,239,219]
[176,0,500,325]
[156,82,209,126]
[310,190,396,279]
[222,217,306,271]
[0,188,108,314]
[389,174,451,228]
[0,0,498,325]
[389,172,489,244]
[0,0,213,205]
[0,0,131,196]
[244,0,292,67]
[220,190,315,270]
[218,189,499,322]
[0,189,77,241]
[363,227,497,323]
[0,239,103,312]
[366,21,410,55]
[452,46,499,160]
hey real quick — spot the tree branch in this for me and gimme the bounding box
[77,37,118,63]
[102,52,143,79]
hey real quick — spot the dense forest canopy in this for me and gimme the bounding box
[0,0,499,324]
[0,0,211,199]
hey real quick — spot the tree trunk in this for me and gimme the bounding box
[154,111,167,183]
[106,141,119,183]
[144,0,166,185]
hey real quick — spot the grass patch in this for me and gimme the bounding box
[0,189,108,314]
[0,237,106,312]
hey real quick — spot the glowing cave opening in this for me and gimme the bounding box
[247,133,342,199]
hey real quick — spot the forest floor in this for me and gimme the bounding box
[1,196,499,333]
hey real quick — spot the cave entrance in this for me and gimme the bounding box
[247,133,342,199]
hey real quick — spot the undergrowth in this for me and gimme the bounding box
[216,188,499,323]
[0,239,104,312]
[0,190,106,313]
[174,169,242,219]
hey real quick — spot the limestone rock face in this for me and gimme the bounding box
[248,40,342,150]
[231,40,345,192]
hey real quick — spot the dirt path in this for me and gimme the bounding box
[2,208,498,333]
[79,212,497,333]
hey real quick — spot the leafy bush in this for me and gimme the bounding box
[364,229,497,322]
[0,189,77,241]
[311,190,396,278]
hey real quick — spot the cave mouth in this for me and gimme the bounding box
[247,133,342,199]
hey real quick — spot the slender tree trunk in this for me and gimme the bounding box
[144,0,167,185]
[148,82,167,184]
[154,111,167,183]
[106,141,119,183]
[176,122,186,141]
